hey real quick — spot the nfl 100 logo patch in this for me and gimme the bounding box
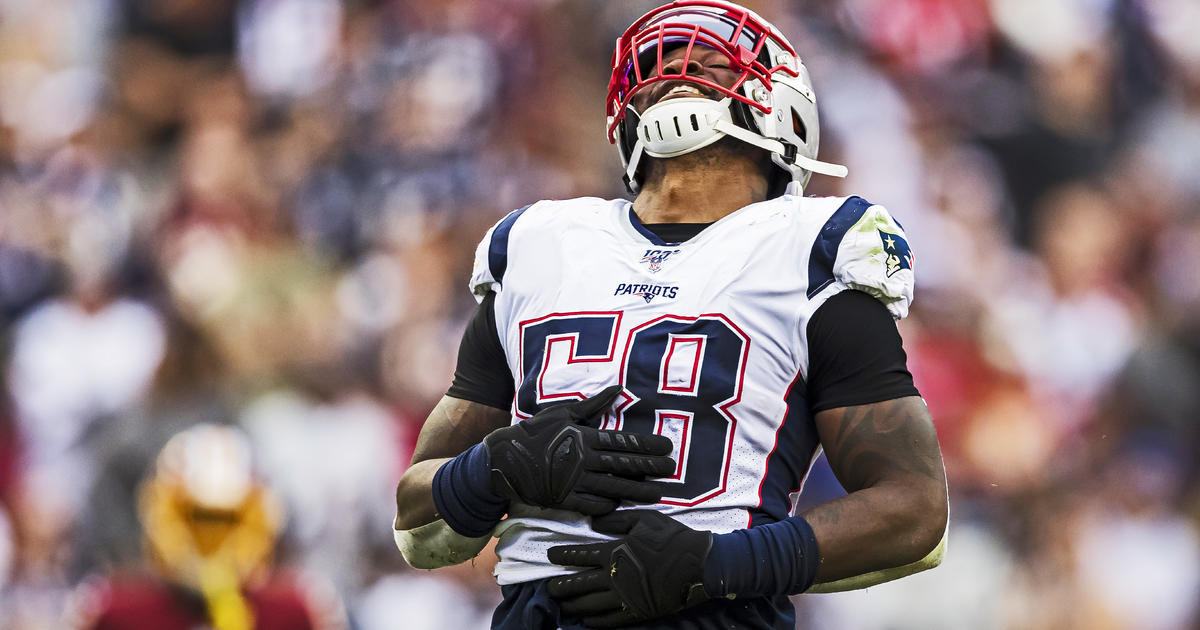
[639,248,680,273]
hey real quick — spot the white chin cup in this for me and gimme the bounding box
[637,96,732,158]
[624,97,733,184]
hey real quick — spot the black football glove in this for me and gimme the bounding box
[547,510,713,628]
[483,386,676,516]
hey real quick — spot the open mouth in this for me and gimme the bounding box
[654,82,716,104]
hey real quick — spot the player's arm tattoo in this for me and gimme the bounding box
[411,397,512,461]
[394,396,511,530]
[820,396,944,490]
[804,396,947,583]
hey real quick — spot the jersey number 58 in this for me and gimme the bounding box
[517,313,749,506]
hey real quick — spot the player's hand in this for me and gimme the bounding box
[483,386,676,516]
[546,510,712,628]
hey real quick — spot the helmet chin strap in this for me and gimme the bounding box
[712,120,848,178]
[624,137,647,187]
[624,96,847,192]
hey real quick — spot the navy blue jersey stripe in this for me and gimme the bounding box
[748,375,821,528]
[628,206,673,246]
[806,196,872,299]
[487,204,532,285]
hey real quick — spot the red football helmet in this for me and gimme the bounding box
[607,1,846,193]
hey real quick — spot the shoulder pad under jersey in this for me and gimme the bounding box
[469,203,536,300]
[806,196,915,319]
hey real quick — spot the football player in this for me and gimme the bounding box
[393,2,948,628]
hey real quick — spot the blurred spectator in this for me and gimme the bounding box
[79,311,236,572]
[988,182,1140,419]
[1070,442,1200,630]
[7,243,165,524]
[64,424,347,630]
[241,376,402,594]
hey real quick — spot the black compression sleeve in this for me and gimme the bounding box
[806,290,920,412]
[446,292,515,411]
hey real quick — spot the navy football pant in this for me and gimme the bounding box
[491,578,795,630]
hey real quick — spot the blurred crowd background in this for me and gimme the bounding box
[0,0,1198,628]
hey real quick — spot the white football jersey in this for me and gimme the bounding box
[468,194,914,586]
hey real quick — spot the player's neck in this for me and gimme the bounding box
[632,147,770,224]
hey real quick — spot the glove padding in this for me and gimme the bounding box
[547,510,712,628]
[483,386,675,516]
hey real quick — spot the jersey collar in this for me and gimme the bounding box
[615,198,783,247]
[627,206,676,246]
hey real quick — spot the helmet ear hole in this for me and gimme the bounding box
[791,107,807,143]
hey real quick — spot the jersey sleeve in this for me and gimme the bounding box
[469,235,498,300]
[446,291,514,410]
[808,196,915,319]
[469,204,534,300]
[806,290,920,411]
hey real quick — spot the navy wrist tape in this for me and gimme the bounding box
[431,443,510,538]
[703,515,820,597]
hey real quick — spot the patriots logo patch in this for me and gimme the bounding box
[614,282,679,302]
[879,230,914,277]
